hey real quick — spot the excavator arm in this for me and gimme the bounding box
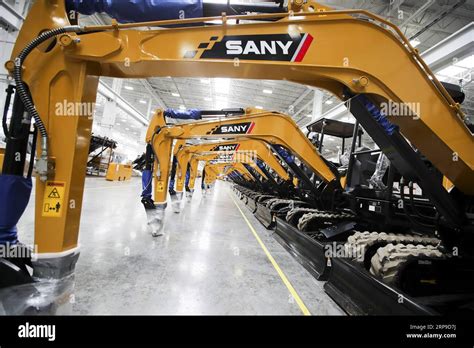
[2,0,472,263]
[186,154,262,193]
[11,0,470,193]
[174,138,290,194]
[185,156,258,192]
[147,111,336,206]
[191,153,269,181]
[202,163,242,187]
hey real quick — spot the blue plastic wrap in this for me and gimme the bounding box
[141,169,153,199]
[164,109,202,120]
[230,172,243,182]
[67,0,203,23]
[358,95,398,136]
[273,145,294,164]
[185,167,191,187]
[243,164,255,178]
[168,156,178,192]
[0,175,32,245]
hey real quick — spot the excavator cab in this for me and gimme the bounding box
[306,118,365,188]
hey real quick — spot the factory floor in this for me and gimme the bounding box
[17,177,344,315]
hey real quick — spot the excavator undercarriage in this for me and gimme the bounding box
[233,111,474,315]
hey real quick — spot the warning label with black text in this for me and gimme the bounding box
[42,181,66,218]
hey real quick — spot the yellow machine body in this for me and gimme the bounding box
[148,111,337,205]
[189,155,264,189]
[106,163,133,182]
[0,149,4,173]
[8,0,473,254]
[173,138,291,192]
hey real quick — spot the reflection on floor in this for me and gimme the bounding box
[17,177,344,315]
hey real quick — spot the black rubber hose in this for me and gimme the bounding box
[400,182,435,228]
[408,182,437,222]
[27,126,38,178]
[13,26,82,153]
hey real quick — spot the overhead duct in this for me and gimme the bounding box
[66,0,203,23]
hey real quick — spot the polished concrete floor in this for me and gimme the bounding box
[17,177,344,315]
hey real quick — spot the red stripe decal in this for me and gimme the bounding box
[233,143,240,159]
[294,34,313,63]
[247,122,255,134]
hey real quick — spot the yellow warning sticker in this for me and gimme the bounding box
[156,181,165,193]
[42,181,66,218]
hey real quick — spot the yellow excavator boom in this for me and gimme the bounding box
[5,0,472,254]
[148,111,336,204]
[173,138,291,193]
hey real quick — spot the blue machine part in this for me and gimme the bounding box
[164,109,202,120]
[169,156,178,192]
[358,95,398,136]
[185,167,191,187]
[0,175,32,245]
[242,163,255,177]
[141,169,153,199]
[67,0,203,23]
[256,159,265,171]
[230,171,243,182]
[273,145,294,164]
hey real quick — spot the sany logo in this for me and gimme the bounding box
[199,34,313,62]
[221,125,250,133]
[226,40,293,56]
[210,122,255,135]
[212,144,240,151]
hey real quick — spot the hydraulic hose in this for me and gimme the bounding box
[400,180,435,229]
[408,181,437,222]
[149,131,161,177]
[13,26,82,173]
[27,126,38,178]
